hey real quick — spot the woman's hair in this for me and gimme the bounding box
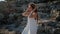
[28,3,37,13]
[29,3,36,9]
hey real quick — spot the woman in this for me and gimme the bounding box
[22,3,38,34]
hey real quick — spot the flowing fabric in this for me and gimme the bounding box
[22,11,38,34]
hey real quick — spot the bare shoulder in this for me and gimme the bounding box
[33,12,37,15]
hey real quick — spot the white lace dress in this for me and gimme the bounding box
[22,11,38,34]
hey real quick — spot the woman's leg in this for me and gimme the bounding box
[30,28,37,34]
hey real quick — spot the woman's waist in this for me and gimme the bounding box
[28,17,37,20]
[28,20,37,23]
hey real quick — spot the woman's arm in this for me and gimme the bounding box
[22,8,30,17]
[22,11,30,17]
[22,6,37,17]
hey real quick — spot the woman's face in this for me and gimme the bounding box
[28,5,33,11]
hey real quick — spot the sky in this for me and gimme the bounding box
[0,0,5,1]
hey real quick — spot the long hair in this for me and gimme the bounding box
[29,3,37,12]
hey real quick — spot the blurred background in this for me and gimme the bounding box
[0,0,60,34]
